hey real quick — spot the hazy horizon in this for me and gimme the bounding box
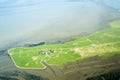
[0,0,120,49]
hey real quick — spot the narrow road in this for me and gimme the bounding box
[41,60,57,80]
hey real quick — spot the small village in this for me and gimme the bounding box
[39,49,55,55]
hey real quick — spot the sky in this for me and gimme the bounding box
[0,0,120,48]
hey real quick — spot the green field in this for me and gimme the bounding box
[8,20,120,69]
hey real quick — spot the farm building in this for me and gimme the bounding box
[39,50,54,55]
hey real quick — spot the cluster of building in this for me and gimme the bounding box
[39,49,54,55]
